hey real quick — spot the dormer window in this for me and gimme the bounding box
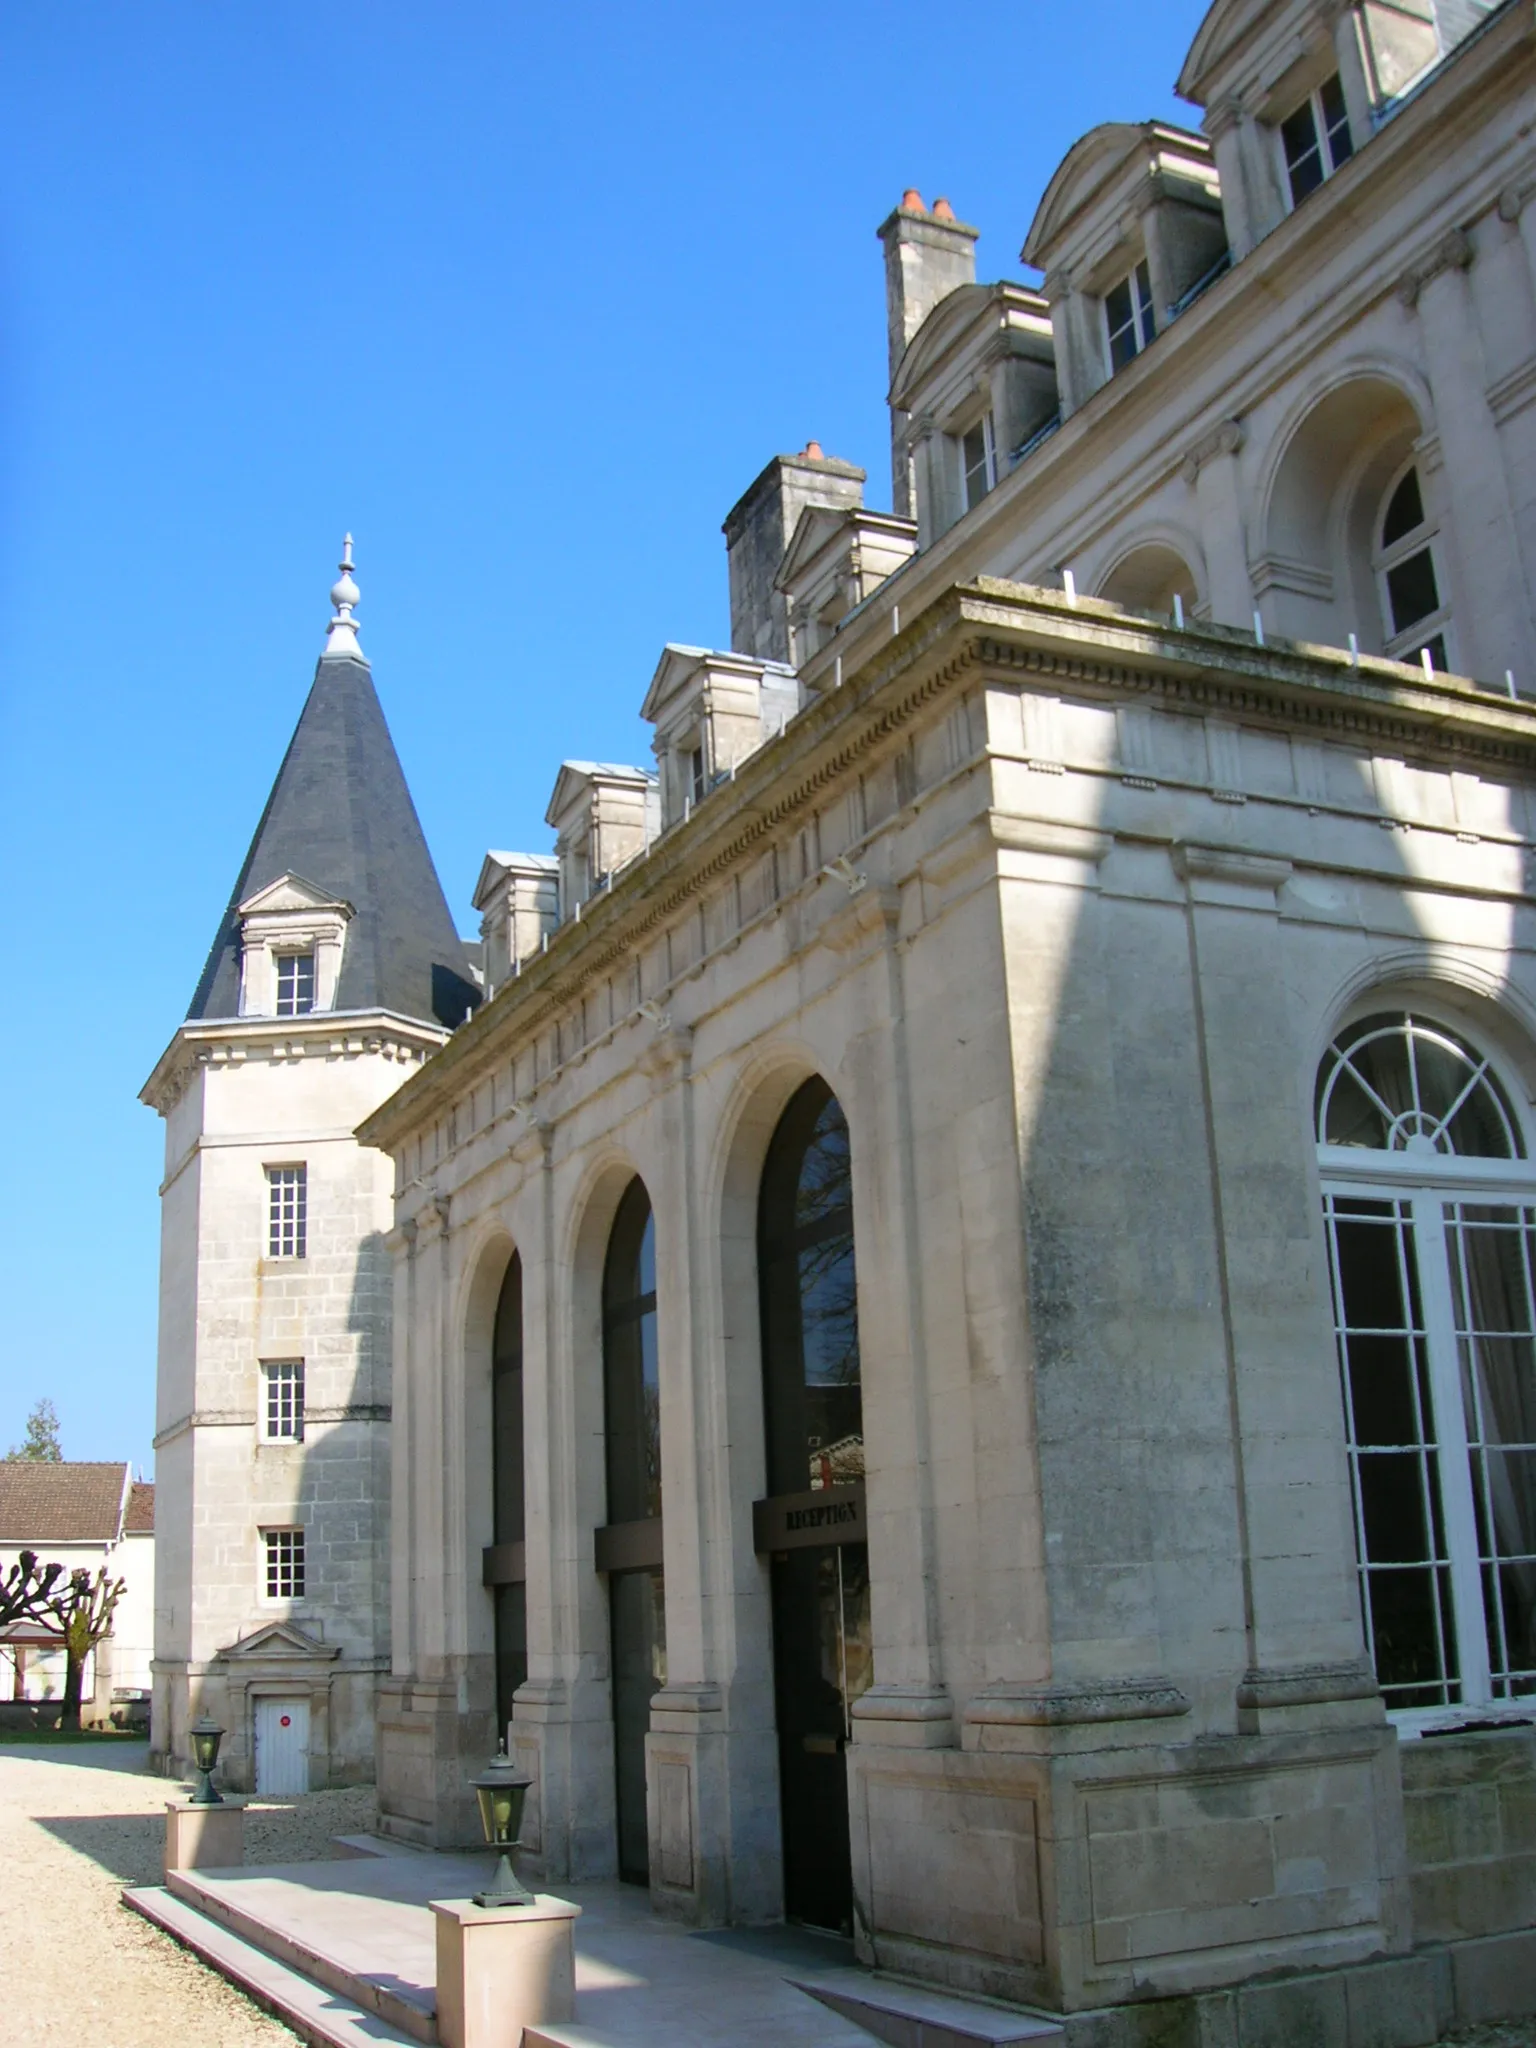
[1105,261,1156,373]
[961,415,996,511]
[275,952,316,1017]
[1280,74,1353,207]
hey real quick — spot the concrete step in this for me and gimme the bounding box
[794,1968,1066,2048]
[164,1865,438,2043]
[123,1885,426,2048]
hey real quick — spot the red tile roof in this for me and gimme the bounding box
[124,1481,155,1533]
[0,1462,129,1544]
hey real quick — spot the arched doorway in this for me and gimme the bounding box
[490,1252,526,1740]
[599,1177,665,1884]
[756,1077,871,1930]
[1317,1011,1536,1718]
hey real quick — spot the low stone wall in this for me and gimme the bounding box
[1400,1723,1536,1944]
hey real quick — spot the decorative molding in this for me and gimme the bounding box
[990,812,1113,865]
[1174,843,1294,896]
[638,1023,694,1079]
[1181,417,1245,486]
[1249,551,1335,603]
[965,1676,1190,1726]
[1398,227,1475,308]
[851,1683,955,1725]
[1236,1660,1378,1709]
[819,880,899,954]
[1488,355,1536,428]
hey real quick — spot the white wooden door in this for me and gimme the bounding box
[254,1696,310,1795]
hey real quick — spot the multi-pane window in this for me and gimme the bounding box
[961,415,996,512]
[267,1165,307,1259]
[263,1528,305,1601]
[275,952,316,1017]
[1376,463,1450,671]
[1104,261,1156,373]
[263,1361,305,1442]
[1318,1014,1536,1718]
[1281,73,1353,207]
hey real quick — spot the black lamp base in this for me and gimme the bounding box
[473,1851,534,1909]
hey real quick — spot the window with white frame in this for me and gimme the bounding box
[275,951,316,1016]
[688,744,707,807]
[1375,461,1450,671]
[267,1165,307,1259]
[960,414,996,512]
[1104,261,1156,374]
[262,1361,305,1442]
[263,1527,306,1601]
[1317,1013,1536,1718]
[1280,73,1353,207]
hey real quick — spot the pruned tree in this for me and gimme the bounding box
[48,1566,125,1732]
[0,1549,64,1632]
[5,1399,62,1463]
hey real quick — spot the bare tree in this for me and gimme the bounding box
[0,1550,64,1632]
[48,1567,125,1732]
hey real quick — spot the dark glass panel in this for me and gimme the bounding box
[604,1180,661,1524]
[1358,1451,1433,1563]
[610,1569,666,1886]
[493,1254,525,1548]
[1382,468,1425,547]
[494,1582,527,1736]
[1282,99,1325,202]
[1346,1335,1422,1448]
[1387,548,1441,635]
[1323,1066,1391,1148]
[1321,72,1354,166]
[1334,1213,1415,1332]
[1368,1565,1454,1696]
[760,1080,862,1495]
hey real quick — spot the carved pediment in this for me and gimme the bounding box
[237,873,354,920]
[214,1620,338,1664]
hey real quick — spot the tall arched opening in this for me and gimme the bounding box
[1317,1009,1536,1718]
[756,1076,870,1930]
[489,1252,526,1740]
[599,1176,665,1884]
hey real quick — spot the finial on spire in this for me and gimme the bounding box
[324,533,363,657]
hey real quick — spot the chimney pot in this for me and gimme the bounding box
[802,440,824,461]
[901,187,926,213]
[931,195,956,220]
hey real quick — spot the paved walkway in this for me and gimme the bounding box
[0,1738,369,2046]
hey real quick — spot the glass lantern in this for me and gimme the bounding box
[470,1741,534,1907]
[188,1715,225,1807]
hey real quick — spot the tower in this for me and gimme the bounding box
[142,543,476,1788]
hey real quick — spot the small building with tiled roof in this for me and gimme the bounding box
[0,1461,154,1720]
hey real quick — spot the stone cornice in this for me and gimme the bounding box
[356,576,1536,1157]
[141,1007,448,1117]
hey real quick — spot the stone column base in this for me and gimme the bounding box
[164,1799,246,1874]
[431,1895,581,2048]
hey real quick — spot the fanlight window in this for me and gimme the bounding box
[1316,1011,1536,1717]
[1316,1013,1521,1159]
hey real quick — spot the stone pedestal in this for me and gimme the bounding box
[164,1798,246,1875]
[431,1895,581,2048]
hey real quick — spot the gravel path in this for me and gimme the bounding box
[0,1738,375,2046]
[0,1738,1530,2046]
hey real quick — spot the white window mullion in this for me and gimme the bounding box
[1411,1192,1493,1705]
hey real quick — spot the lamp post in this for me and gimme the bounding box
[470,1741,534,1907]
[188,1715,225,1807]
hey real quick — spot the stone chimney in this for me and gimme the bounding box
[877,191,979,518]
[722,444,865,663]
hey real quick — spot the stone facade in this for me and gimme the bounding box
[212,0,1536,2035]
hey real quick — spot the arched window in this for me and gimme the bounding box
[1374,462,1450,670]
[1317,1012,1536,1720]
[601,1178,664,1884]
[758,1077,871,1931]
[491,1253,526,1737]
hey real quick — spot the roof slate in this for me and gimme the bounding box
[125,1481,154,1533]
[186,652,477,1030]
[0,1462,128,1544]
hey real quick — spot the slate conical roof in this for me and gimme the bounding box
[187,647,478,1030]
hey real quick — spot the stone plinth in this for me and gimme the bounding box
[164,1798,246,1875]
[431,1894,581,2048]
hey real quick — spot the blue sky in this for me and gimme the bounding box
[0,2,1206,1471]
